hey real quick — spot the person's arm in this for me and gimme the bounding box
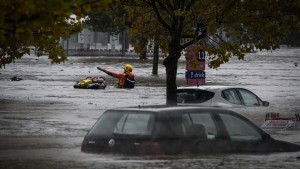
[97,67,123,78]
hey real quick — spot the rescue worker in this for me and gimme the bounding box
[97,64,135,88]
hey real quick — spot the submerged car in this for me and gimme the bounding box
[177,85,270,108]
[81,106,300,155]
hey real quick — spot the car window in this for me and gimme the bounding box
[238,89,262,106]
[219,113,262,140]
[114,113,127,132]
[222,89,242,105]
[114,113,154,135]
[182,112,217,139]
[177,90,214,103]
[162,113,184,138]
[89,111,154,136]
[88,112,124,136]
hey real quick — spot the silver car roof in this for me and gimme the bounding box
[105,106,234,113]
[177,85,237,92]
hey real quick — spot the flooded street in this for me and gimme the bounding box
[0,48,300,168]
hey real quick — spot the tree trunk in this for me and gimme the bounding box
[140,50,147,60]
[139,38,148,60]
[122,31,126,57]
[152,37,159,75]
[163,50,181,105]
[163,31,182,105]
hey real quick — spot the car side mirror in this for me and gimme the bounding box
[263,101,269,107]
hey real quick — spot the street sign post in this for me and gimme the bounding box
[185,46,205,86]
[185,71,205,79]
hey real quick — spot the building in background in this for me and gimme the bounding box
[60,27,134,56]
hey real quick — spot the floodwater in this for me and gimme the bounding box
[0,48,300,168]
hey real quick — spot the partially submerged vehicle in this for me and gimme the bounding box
[261,113,300,130]
[177,85,270,108]
[81,106,300,155]
[74,77,107,89]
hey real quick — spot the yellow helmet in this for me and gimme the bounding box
[122,64,133,72]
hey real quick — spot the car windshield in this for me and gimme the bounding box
[177,89,214,103]
[88,111,155,136]
[238,89,263,106]
[219,113,262,140]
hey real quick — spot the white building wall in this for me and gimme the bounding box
[61,28,123,51]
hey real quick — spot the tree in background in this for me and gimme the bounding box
[85,2,126,34]
[85,1,163,74]
[118,0,300,105]
[281,31,300,47]
[0,0,109,68]
[84,2,130,57]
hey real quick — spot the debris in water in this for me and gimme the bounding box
[261,113,300,130]
[11,76,22,81]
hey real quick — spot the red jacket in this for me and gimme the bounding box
[102,69,135,88]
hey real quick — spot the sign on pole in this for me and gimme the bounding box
[185,46,206,86]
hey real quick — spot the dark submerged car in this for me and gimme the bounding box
[81,106,300,155]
